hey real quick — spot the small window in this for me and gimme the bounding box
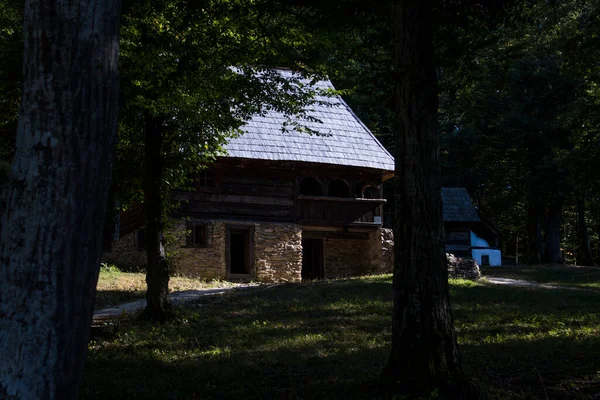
[185,222,209,247]
[137,228,145,252]
[196,169,216,189]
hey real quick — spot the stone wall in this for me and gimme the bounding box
[104,219,396,282]
[321,228,394,279]
[104,219,303,282]
[378,228,394,273]
[446,253,481,280]
[172,221,226,279]
[102,229,146,269]
[322,231,376,278]
[254,223,302,282]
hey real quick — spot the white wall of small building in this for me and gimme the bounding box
[470,231,502,266]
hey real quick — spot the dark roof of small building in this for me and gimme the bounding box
[224,70,395,172]
[442,187,480,222]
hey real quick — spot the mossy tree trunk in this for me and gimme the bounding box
[0,0,121,397]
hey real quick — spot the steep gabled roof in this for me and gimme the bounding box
[442,187,480,222]
[224,70,395,172]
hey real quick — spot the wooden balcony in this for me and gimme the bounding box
[296,195,385,227]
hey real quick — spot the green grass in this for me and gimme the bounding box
[481,265,600,290]
[83,272,600,399]
[95,267,235,310]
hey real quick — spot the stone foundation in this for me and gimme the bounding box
[322,230,384,278]
[104,220,394,282]
[254,223,302,282]
[172,221,226,279]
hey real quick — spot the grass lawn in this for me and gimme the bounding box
[482,265,600,290]
[95,267,234,310]
[83,272,600,399]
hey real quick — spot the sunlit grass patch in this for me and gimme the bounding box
[94,265,236,310]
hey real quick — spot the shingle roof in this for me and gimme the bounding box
[224,70,395,172]
[442,187,480,222]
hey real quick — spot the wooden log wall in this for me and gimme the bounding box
[174,159,387,224]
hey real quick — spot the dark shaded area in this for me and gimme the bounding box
[93,290,145,311]
[299,177,323,196]
[83,275,600,399]
[301,238,324,280]
[230,231,250,274]
[328,179,350,198]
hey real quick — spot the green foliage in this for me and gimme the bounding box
[113,0,334,212]
[83,272,600,399]
[0,0,22,184]
[100,262,122,274]
[439,0,600,261]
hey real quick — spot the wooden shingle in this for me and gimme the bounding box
[442,187,480,222]
[224,70,394,172]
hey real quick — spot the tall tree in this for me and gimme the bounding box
[383,0,469,397]
[0,0,121,398]
[115,0,325,321]
[439,1,600,265]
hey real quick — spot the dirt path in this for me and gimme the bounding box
[93,283,265,323]
[485,277,588,291]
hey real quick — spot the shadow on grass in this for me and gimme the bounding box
[83,276,600,399]
[94,290,145,311]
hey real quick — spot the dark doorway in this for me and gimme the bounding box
[302,238,324,280]
[481,255,490,266]
[227,226,254,279]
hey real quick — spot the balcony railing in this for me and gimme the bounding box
[296,195,385,226]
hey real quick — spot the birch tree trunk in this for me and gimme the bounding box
[383,0,470,397]
[0,1,121,398]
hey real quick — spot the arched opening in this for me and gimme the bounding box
[299,177,323,196]
[362,185,379,199]
[328,179,351,198]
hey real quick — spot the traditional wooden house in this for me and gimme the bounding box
[442,187,502,266]
[104,71,395,282]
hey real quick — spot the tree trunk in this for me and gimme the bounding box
[576,194,594,266]
[526,201,544,264]
[597,220,600,264]
[543,197,564,264]
[143,114,172,322]
[0,1,121,398]
[383,1,470,397]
